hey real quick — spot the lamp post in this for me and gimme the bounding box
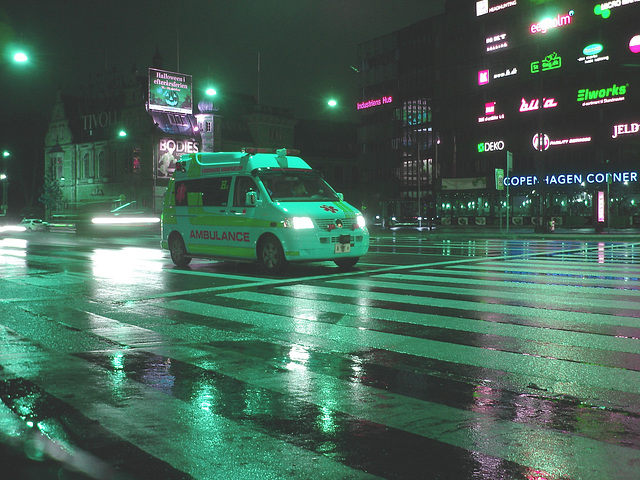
[1,151,10,216]
[197,87,218,153]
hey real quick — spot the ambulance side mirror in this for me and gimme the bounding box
[245,190,258,206]
[337,192,344,201]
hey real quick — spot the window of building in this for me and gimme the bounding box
[168,114,188,125]
[98,151,106,178]
[83,152,94,178]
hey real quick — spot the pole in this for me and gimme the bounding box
[1,152,8,216]
[417,137,421,227]
[1,176,7,216]
[506,151,513,235]
[607,176,610,233]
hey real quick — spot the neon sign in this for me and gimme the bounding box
[478,140,505,152]
[503,171,637,187]
[486,33,508,52]
[478,70,490,85]
[494,67,517,79]
[577,83,628,106]
[630,35,640,53]
[612,122,640,138]
[594,0,640,19]
[357,96,393,110]
[476,0,517,16]
[478,102,504,123]
[578,44,609,64]
[520,98,558,112]
[584,44,603,55]
[597,191,605,222]
[530,11,574,34]
[532,133,591,150]
[532,133,550,151]
[531,52,562,73]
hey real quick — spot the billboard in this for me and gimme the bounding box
[156,137,200,178]
[148,68,193,114]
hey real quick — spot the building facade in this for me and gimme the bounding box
[42,69,299,220]
[357,0,640,229]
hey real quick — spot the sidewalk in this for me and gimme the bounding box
[370,225,640,241]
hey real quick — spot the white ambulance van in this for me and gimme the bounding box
[161,148,369,274]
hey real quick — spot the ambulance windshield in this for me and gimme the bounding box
[259,171,340,202]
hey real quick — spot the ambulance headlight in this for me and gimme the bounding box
[356,215,366,228]
[284,217,314,229]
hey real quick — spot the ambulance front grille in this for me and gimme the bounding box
[319,235,364,244]
[315,218,357,230]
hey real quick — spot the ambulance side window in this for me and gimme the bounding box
[233,176,258,207]
[174,177,231,207]
[201,177,231,206]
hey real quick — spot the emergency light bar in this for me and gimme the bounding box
[243,147,301,156]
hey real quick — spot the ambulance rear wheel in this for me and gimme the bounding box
[335,257,359,269]
[169,235,191,267]
[259,235,287,274]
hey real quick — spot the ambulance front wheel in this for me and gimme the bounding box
[258,235,288,274]
[334,257,359,269]
[169,234,192,267]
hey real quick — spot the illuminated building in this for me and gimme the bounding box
[42,60,297,220]
[356,0,640,229]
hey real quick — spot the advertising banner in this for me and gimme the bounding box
[148,68,193,114]
[441,177,487,190]
[156,137,200,178]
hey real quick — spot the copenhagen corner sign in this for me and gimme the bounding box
[504,171,638,187]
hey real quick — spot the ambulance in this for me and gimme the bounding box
[161,148,369,273]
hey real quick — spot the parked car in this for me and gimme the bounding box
[19,218,49,232]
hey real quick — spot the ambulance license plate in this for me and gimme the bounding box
[335,235,351,253]
[335,243,351,253]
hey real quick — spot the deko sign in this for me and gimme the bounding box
[478,140,505,152]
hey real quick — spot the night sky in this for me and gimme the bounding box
[2,0,445,121]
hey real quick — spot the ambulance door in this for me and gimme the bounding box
[229,176,260,255]
[185,176,232,254]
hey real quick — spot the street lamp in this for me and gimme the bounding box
[1,151,9,216]
[196,87,219,153]
[13,52,28,63]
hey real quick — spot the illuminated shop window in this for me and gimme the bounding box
[132,147,142,173]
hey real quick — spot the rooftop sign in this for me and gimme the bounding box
[594,0,640,19]
[530,11,573,34]
[577,83,628,106]
[357,96,393,110]
[476,0,517,16]
[148,68,193,115]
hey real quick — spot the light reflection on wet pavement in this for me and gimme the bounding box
[1,233,640,479]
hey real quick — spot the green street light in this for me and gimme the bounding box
[206,88,217,96]
[3,151,10,158]
[118,130,127,137]
[13,52,28,63]
[327,99,337,107]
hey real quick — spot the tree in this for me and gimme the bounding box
[39,175,64,219]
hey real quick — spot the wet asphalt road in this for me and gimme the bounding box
[1,230,640,479]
